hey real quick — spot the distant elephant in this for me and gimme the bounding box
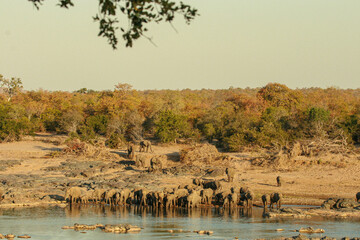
[149,155,166,172]
[187,191,201,208]
[214,189,231,206]
[174,188,189,207]
[119,188,132,205]
[92,188,106,204]
[136,154,151,168]
[229,193,238,208]
[65,187,85,204]
[225,168,235,182]
[276,176,282,187]
[156,191,165,207]
[0,188,3,203]
[240,190,254,208]
[270,192,282,209]
[139,140,153,153]
[202,180,221,191]
[146,192,157,207]
[193,178,203,186]
[200,188,213,205]
[80,190,94,204]
[127,143,135,160]
[165,193,176,208]
[104,189,118,205]
[356,192,360,202]
[262,194,270,210]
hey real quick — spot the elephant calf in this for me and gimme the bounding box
[262,194,270,210]
[270,192,282,209]
[225,168,235,182]
[140,140,153,153]
[276,176,282,187]
[201,188,213,205]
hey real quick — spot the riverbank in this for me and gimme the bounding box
[0,134,359,214]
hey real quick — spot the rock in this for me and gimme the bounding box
[5,234,16,239]
[194,230,213,235]
[0,234,4,239]
[17,235,31,239]
[297,227,325,233]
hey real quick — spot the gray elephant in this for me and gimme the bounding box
[65,187,85,204]
[262,194,270,210]
[214,189,231,206]
[174,188,189,207]
[240,190,254,208]
[225,168,235,182]
[104,189,118,205]
[229,193,238,208]
[149,155,166,172]
[276,176,282,187]
[92,188,106,204]
[270,192,282,209]
[193,178,204,186]
[119,188,132,205]
[146,192,157,207]
[140,140,153,153]
[136,154,151,168]
[202,180,221,191]
[356,192,360,202]
[165,193,176,208]
[187,191,201,208]
[80,190,94,204]
[156,191,165,207]
[127,143,135,160]
[200,188,213,205]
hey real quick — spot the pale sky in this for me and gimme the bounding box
[0,0,359,91]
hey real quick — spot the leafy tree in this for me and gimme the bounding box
[28,0,198,49]
[155,110,191,143]
[0,75,23,102]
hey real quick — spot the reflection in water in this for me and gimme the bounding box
[64,204,260,220]
[1,205,360,240]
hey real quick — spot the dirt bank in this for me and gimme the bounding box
[0,134,360,211]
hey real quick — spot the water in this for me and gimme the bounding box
[0,205,359,239]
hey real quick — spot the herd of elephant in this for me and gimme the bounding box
[64,176,283,211]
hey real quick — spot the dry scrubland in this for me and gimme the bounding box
[0,133,360,210]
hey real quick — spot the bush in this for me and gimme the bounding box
[105,133,124,149]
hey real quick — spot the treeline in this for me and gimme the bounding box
[0,81,360,151]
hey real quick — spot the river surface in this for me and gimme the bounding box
[0,205,359,239]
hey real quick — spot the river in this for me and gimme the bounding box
[0,205,359,239]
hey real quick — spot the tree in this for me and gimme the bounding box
[0,75,23,102]
[29,0,198,49]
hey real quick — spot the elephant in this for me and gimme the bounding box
[240,186,249,195]
[80,190,94,204]
[139,140,153,153]
[223,196,230,208]
[262,194,270,210]
[127,143,135,160]
[139,189,148,206]
[270,192,282,209]
[202,180,221,191]
[164,193,176,208]
[276,176,282,187]
[229,193,238,208]
[146,192,157,207]
[225,168,235,182]
[240,190,254,208]
[356,192,360,202]
[214,189,231,206]
[149,155,166,172]
[187,191,202,208]
[65,187,85,204]
[119,188,132,205]
[193,178,204,186]
[104,189,118,205]
[200,188,213,205]
[155,191,165,207]
[174,188,189,207]
[136,154,151,168]
[92,188,106,204]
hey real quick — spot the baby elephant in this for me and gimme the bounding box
[261,194,270,210]
[225,168,235,182]
[276,176,282,187]
[139,140,153,153]
[270,192,282,209]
